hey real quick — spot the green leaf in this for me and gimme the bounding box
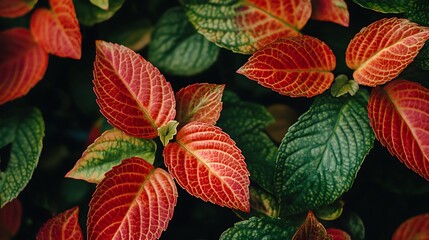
[66,128,156,183]
[235,185,279,219]
[275,90,375,217]
[148,7,219,76]
[90,0,108,10]
[100,19,153,51]
[405,1,429,70]
[0,108,44,207]
[219,216,297,240]
[314,199,344,221]
[351,0,413,13]
[330,74,359,97]
[157,120,179,146]
[74,0,124,26]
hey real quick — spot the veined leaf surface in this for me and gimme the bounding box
[393,213,429,240]
[87,157,177,240]
[405,2,429,70]
[311,0,349,27]
[346,18,429,86]
[30,0,82,59]
[163,122,250,212]
[0,0,37,18]
[181,0,311,54]
[0,199,22,239]
[292,211,332,240]
[275,91,374,216]
[36,207,83,240]
[93,41,176,139]
[66,128,157,183]
[175,83,224,126]
[237,36,336,97]
[352,0,411,13]
[368,80,429,180]
[0,28,48,105]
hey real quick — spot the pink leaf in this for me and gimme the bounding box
[87,157,177,240]
[163,122,250,212]
[176,83,225,126]
[36,207,83,240]
[346,18,429,86]
[30,0,81,59]
[393,213,429,240]
[0,28,48,105]
[292,211,332,240]
[93,41,176,139]
[237,36,336,98]
[0,199,22,239]
[326,228,351,240]
[311,0,349,27]
[0,0,37,18]
[368,80,429,180]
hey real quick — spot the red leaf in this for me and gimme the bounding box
[30,0,81,59]
[368,80,429,180]
[87,157,177,240]
[176,83,224,126]
[326,228,351,240]
[36,207,83,240]
[163,122,250,212]
[237,36,336,98]
[0,0,37,18]
[292,211,332,240]
[0,28,48,105]
[93,41,176,139]
[346,18,429,86]
[0,199,22,239]
[311,0,349,27]
[393,213,429,240]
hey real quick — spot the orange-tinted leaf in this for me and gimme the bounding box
[30,0,81,59]
[0,198,22,239]
[36,207,83,240]
[237,36,336,97]
[311,0,349,27]
[0,0,37,18]
[0,28,48,105]
[393,213,429,240]
[163,122,250,212]
[292,211,332,240]
[176,83,224,126]
[93,41,176,139]
[87,157,177,240]
[346,18,429,86]
[326,228,351,240]
[368,80,429,180]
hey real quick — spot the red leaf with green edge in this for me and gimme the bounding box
[163,122,250,212]
[182,0,311,54]
[0,28,48,105]
[87,157,177,240]
[36,207,83,240]
[292,211,332,240]
[346,18,429,87]
[176,83,225,126]
[326,228,351,240]
[0,199,22,239]
[237,36,336,98]
[368,80,429,180]
[93,41,176,139]
[311,0,349,27]
[393,213,429,240]
[0,0,37,18]
[30,0,81,59]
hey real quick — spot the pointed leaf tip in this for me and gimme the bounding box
[36,207,83,240]
[292,211,332,240]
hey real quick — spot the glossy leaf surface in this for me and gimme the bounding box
[393,213,429,240]
[0,199,22,239]
[175,83,224,126]
[0,0,37,18]
[346,18,429,86]
[74,0,124,26]
[66,128,157,183]
[352,0,411,13]
[275,91,374,216]
[292,211,332,240]
[88,157,177,240]
[30,0,82,59]
[368,80,429,180]
[93,41,176,139]
[163,122,250,212]
[237,36,336,97]
[182,0,311,54]
[90,0,108,10]
[0,108,44,207]
[36,207,83,240]
[311,0,349,27]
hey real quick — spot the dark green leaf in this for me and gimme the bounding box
[74,0,124,26]
[100,19,153,51]
[235,185,279,219]
[352,0,413,13]
[405,1,429,69]
[90,0,108,10]
[275,90,374,217]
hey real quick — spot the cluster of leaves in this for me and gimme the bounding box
[1,0,429,239]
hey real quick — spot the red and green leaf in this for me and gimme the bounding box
[36,207,83,240]
[326,228,351,240]
[30,0,82,59]
[346,18,429,86]
[163,122,250,212]
[93,41,176,139]
[292,211,332,240]
[0,199,22,239]
[181,0,311,54]
[0,28,48,105]
[311,0,349,27]
[175,83,225,126]
[393,213,429,240]
[0,0,37,18]
[87,157,177,240]
[237,36,336,98]
[368,80,429,180]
